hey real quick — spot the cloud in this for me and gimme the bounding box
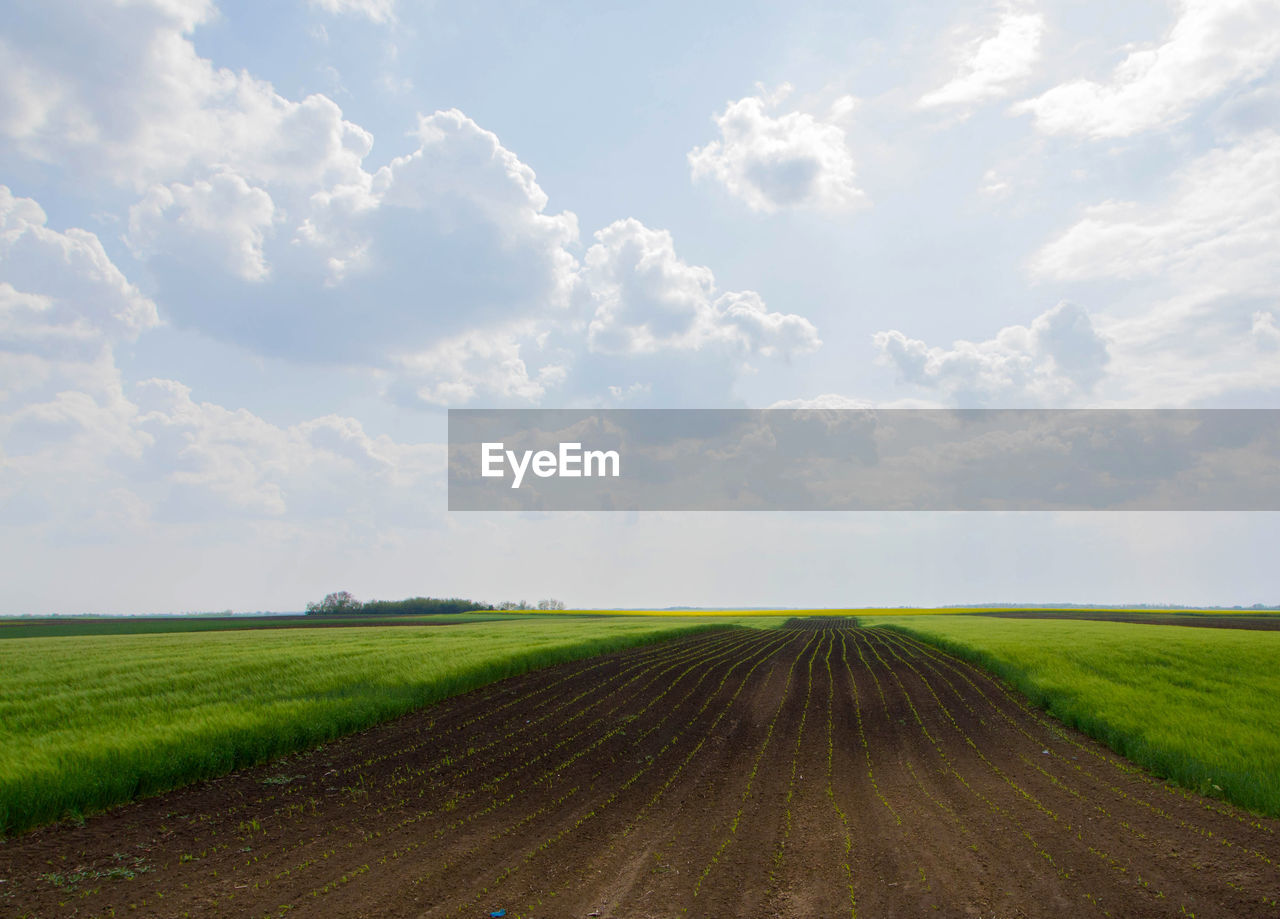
[128,173,277,282]
[919,3,1045,111]
[391,219,823,408]
[393,327,569,407]
[308,0,397,23]
[1013,0,1280,137]
[1031,131,1280,296]
[134,379,439,519]
[1,187,159,344]
[0,185,442,535]
[873,301,1110,405]
[2,0,580,371]
[1,0,822,414]
[1022,131,1280,404]
[1253,310,1280,350]
[768,394,876,410]
[0,2,577,370]
[5,363,443,532]
[1,188,160,503]
[688,86,866,213]
[583,218,821,358]
[130,107,581,365]
[1,186,158,413]
[0,1,373,190]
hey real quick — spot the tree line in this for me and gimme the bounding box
[305,591,566,615]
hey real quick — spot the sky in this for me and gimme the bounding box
[1,0,1278,613]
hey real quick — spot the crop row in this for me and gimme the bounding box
[859,627,1277,917]
[252,629,772,912]
[239,628,794,917]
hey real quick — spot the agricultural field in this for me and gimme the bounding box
[0,616,749,836]
[866,613,1280,818]
[2,619,1277,918]
[0,614,529,640]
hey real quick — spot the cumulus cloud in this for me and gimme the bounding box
[688,87,866,213]
[393,327,569,407]
[0,186,158,437]
[1,187,158,346]
[583,219,821,358]
[129,106,580,364]
[873,301,1110,405]
[1013,0,1280,137]
[919,3,1045,111]
[12,0,584,369]
[0,186,442,534]
[0,2,373,190]
[1,0,822,416]
[128,173,277,282]
[1,188,161,505]
[388,220,824,407]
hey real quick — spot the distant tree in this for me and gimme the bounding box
[361,597,493,615]
[497,600,534,611]
[305,591,361,615]
[537,599,566,610]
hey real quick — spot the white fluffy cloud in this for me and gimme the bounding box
[3,1,825,411]
[919,3,1045,111]
[688,87,866,213]
[392,219,824,408]
[393,327,569,407]
[584,219,821,358]
[0,187,441,532]
[1014,0,1280,137]
[130,106,581,363]
[0,2,373,191]
[1,187,158,348]
[0,191,158,509]
[128,173,277,282]
[2,1,579,368]
[0,186,157,458]
[873,301,1110,405]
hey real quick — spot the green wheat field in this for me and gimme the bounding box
[2,609,1278,836]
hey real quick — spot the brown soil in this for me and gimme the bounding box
[2,623,1277,919]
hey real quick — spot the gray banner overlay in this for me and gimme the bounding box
[448,409,1280,511]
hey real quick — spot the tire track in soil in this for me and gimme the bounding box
[2,624,1278,919]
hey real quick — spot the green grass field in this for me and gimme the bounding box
[0,616,739,835]
[0,612,525,640]
[866,614,1280,817]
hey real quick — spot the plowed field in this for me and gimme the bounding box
[3,622,1278,918]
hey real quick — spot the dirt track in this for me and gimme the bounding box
[3,622,1278,918]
